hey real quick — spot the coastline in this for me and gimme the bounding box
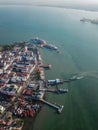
[23,103,43,130]
[0,42,47,130]
[0,4,98,12]
[37,4,98,12]
[23,47,47,130]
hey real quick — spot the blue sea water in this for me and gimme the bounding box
[0,5,98,130]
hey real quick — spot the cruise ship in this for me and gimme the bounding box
[30,37,58,51]
[44,44,58,50]
[30,37,46,45]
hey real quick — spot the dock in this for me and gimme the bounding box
[39,88,68,94]
[46,88,68,94]
[39,64,52,69]
[40,99,64,113]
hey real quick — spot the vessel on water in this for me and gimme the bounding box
[80,17,90,22]
[47,79,63,85]
[44,44,58,50]
[30,37,58,51]
[30,37,46,45]
[59,88,68,93]
[80,17,98,24]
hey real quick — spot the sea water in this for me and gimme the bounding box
[0,5,98,130]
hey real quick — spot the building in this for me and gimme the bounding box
[0,105,5,114]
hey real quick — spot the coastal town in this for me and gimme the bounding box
[0,38,67,130]
[0,38,84,130]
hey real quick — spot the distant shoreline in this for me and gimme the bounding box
[38,4,98,12]
[0,4,98,12]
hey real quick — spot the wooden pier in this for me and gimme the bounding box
[40,99,64,113]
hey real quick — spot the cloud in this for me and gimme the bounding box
[0,0,98,5]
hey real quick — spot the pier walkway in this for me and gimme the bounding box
[40,99,64,113]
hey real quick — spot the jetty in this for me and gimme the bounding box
[40,99,64,113]
[46,76,84,87]
[39,64,52,69]
[39,88,68,94]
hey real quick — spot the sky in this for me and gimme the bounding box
[0,0,98,5]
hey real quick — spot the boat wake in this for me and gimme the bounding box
[72,71,98,79]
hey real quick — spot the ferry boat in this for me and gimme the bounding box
[80,18,98,24]
[80,17,90,22]
[44,44,58,50]
[48,79,63,85]
[59,88,68,93]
